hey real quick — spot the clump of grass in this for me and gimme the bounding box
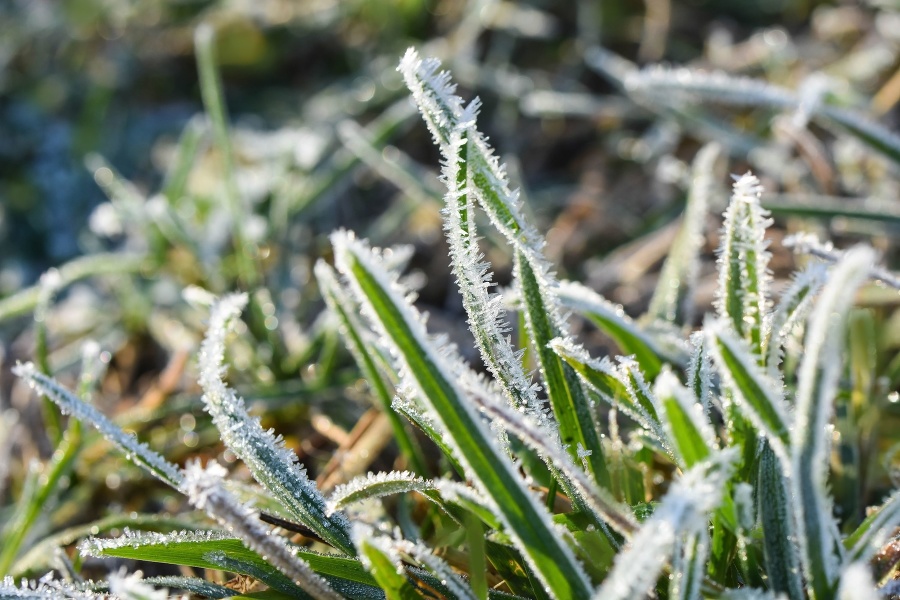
[3,46,900,600]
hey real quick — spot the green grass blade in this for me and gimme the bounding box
[352,526,420,600]
[316,262,428,475]
[197,293,354,555]
[791,245,876,600]
[557,280,685,374]
[670,528,709,600]
[654,371,717,469]
[764,264,827,378]
[845,489,900,563]
[516,252,610,487]
[648,142,723,325]
[327,471,426,514]
[715,173,772,357]
[332,232,593,598]
[12,364,183,488]
[758,443,804,600]
[706,321,791,456]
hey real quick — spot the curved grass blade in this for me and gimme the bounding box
[557,280,681,377]
[757,443,804,600]
[592,451,735,600]
[327,471,425,515]
[351,524,420,600]
[791,245,876,600]
[671,527,710,600]
[332,231,593,598]
[197,293,354,555]
[764,263,827,379]
[648,142,723,325]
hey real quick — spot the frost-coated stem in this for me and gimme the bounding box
[182,460,341,600]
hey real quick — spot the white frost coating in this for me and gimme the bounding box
[671,528,709,600]
[397,48,466,147]
[12,362,183,488]
[705,319,792,464]
[108,570,168,600]
[836,563,880,600]
[181,460,342,600]
[78,529,234,557]
[792,245,876,591]
[198,294,352,552]
[394,538,478,600]
[784,232,900,290]
[765,263,827,380]
[331,230,592,595]
[351,522,404,575]
[715,172,773,355]
[654,369,718,467]
[592,451,735,600]
[0,576,103,599]
[327,471,425,515]
[440,123,552,433]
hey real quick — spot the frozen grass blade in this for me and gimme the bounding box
[11,363,183,489]
[592,451,735,600]
[757,443,804,600]
[326,471,424,515]
[557,280,683,375]
[0,576,103,599]
[351,524,420,600]
[654,370,717,469]
[686,332,713,413]
[785,233,900,291]
[706,320,791,457]
[670,528,709,600]
[648,142,723,325]
[764,264,828,378]
[182,460,342,600]
[400,48,609,487]
[715,173,772,357]
[845,489,900,563]
[836,563,880,600]
[791,245,876,600]
[197,293,354,555]
[316,262,428,476]
[331,231,593,598]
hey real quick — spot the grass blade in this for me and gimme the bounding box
[791,245,876,600]
[197,293,354,555]
[351,525,420,600]
[654,370,717,469]
[331,231,593,598]
[757,443,804,600]
[845,489,900,563]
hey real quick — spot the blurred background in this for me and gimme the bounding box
[1,0,899,581]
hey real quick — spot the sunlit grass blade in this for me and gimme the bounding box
[835,563,881,600]
[791,245,876,600]
[395,538,479,600]
[196,293,354,555]
[12,363,183,489]
[845,488,900,563]
[592,451,735,600]
[557,280,686,375]
[327,471,424,515]
[129,576,233,599]
[715,173,772,357]
[331,231,593,598]
[757,442,804,600]
[648,142,723,325]
[654,370,717,469]
[706,320,791,456]
[316,262,428,475]
[80,530,382,600]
